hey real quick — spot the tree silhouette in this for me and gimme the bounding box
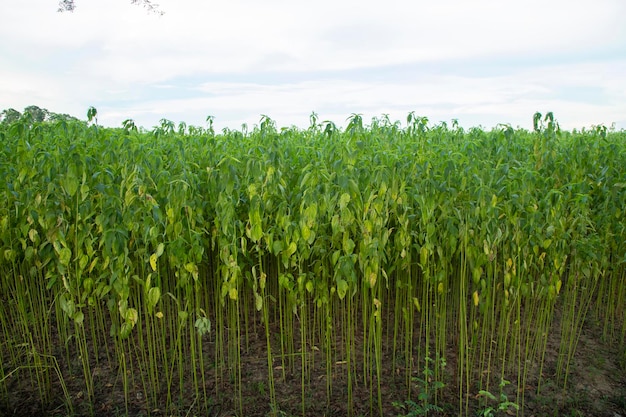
[57,0,163,15]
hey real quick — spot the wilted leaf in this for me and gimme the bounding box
[150,253,158,271]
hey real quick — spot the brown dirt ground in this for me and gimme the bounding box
[1,302,625,417]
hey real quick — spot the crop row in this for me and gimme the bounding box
[0,112,624,416]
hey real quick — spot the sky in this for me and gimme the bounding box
[1,0,625,132]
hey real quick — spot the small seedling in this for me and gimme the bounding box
[476,379,519,416]
[393,355,446,416]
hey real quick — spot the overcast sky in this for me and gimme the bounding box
[1,0,625,131]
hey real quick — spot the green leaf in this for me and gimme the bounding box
[79,254,89,271]
[337,279,348,300]
[412,297,421,312]
[58,247,72,266]
[156,242,165,257]
[342,233,355,255]
[194,317,211,336]
[284,241,297,258]
[272,240,284,255]
[120,322,134,339]
[87,106,98,122]
[82,278,93,293]
[73,310,84,325]
[125,308,138,325]
[174,221,183,236]
[80,183,90,201]
[147,287,161,310]
[251,223,263,243]
[301,223,311,242]
[4,249,16,262]
[59,293,75,317]
[185,262,199,280]
[255,293,263,311]
[339,193,350,210]
[62,172,79,197]
[478,390,497,401]
[124,188,135,207]
[249,210,263,242]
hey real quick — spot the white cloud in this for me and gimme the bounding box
[1,0,625,130]
[91,59,625,131]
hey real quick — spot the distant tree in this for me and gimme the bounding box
[57,0,163,15]
[48,112,80,123]
[0,108,22,124]
[24,105,50,123]
[0,106,81,125]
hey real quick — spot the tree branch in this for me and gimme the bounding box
[57,0,164,15]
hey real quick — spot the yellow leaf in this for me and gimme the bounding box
[413,297,421,312]
[473,291,479,307]
[369,272,377,288]
[150,253,157,271]
[229,287,238,300]
[125,308,138,325]
[88,257,99,273]
[260,272,266,290]
[155,311,164,319]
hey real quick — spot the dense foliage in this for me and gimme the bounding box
[0,111,624,416]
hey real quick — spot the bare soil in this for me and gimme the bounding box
[1,303,625,417]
